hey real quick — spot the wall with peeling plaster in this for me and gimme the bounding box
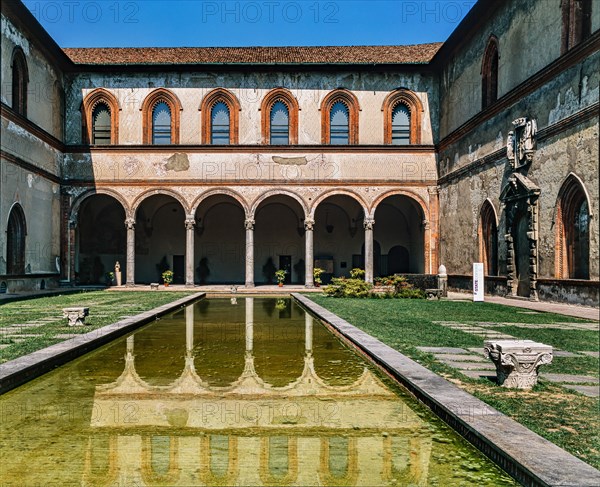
[437,0,599,303]
[64,72,438,146]
[1,14,64,140]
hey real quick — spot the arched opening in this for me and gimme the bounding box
[152,101,172,145]
[556,176,590,279]
[254,195,305,285]
[211,101,230,145]
[270,101,290,145]
[11,48,28,116]
[260,436,298,486]
[373,195,425,276]
[561,0,592,52]
[6,204,27,275]
[141,436,180,486]
[479,201,498,276]
[515,211,531,297]
[319,437,358,487]
[194,195,245,284]
[92,102,111,145]
[76,195,126,285]
[481,36,499,110]
[314,195,365,283]
[135,195,186,284]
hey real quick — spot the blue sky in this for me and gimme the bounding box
[24,1,476,47]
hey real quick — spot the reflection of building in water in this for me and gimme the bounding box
[84,300,432,486]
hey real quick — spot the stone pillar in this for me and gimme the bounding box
[125,218,136,287]
[185,217,195,287]
[68,218,77,283]
[245,297,254,352]
[304,218,315,288]
[437,264,448,297]
[305,312,313,353]
[186,304,194,353]
[245,218,255,288]
[364,218,375,283]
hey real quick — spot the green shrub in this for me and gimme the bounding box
[323,277,373,298]
[349,268,365,279]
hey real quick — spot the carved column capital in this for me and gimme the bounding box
[244,219,255,231]
[68,219,78,229]
[185,218,196,230]
[363,218,375,230]
[125,218,136,230]
[304,218,315,231]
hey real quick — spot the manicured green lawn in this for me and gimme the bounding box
[307,295,600,469]
[0,291,195,363]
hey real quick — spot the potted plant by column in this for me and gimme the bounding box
[313,267,324,287]
[275,269,287,287]
[162,270,173,287]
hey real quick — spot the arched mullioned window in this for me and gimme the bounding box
[479,200,498,276]
[141,89,182,145]
[92,103,111,145]
[82,88,120,145]
[200,89,241,145]
[211,102,230,145]
[481,36,499,110]
[260,88,299,145]
[6,203,27,275]
[330,102,350,145]
[561,0,592,53]
[321,89,360,145]
[11,47,28,116]
[152,102,172,145]
[391,104,410,145]
[555,175,590,279]
[382,89,423,145]
[270,102,289,144]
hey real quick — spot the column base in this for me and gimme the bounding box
[245,283,255,288]
[305,284,315,289]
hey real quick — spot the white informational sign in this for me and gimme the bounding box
[473,263,485,302]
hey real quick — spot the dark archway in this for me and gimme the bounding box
[77,195,126,284]
[194,195,245,284]
[373,195,425,276]
[479,201,498,276]
[6,204,27,275]
[254,195,305,284]
[388,245,410,274]
[135,195,186,284]
[314,195,364,281]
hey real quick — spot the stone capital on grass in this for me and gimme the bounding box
[484,340,553,390]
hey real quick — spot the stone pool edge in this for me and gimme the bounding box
[0,292,206,395]
[292,293,600,487]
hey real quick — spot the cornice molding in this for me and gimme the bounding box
[1,102,65,152]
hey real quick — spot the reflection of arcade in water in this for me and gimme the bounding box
[85,299,432,486]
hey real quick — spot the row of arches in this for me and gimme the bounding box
[73,191,426,285]
[478,174,592,281]
[81,87,423,146]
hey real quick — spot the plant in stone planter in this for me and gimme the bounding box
[313,267,324,287]
[275,269,287,287]
[162,270,173,286]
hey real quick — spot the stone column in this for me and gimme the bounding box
[364,218,375,283]
[68,218,77,283]
[304,218,315,288]
[185,216,195,287]
[305,312,313,353]
[125,217,136,287]
[245,297,254,353]
[186,304,194,353]
[245,218,255,288]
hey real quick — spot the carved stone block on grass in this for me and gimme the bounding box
[484,340,553,389]
[62,307,90,327]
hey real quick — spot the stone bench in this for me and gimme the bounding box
[425,288,443,300]
[62,307,89,327]
[484,340,553,389]
[150,283,159,290]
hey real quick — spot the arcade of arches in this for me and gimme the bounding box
[72,191,429,286]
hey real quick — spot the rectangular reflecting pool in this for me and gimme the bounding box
[0,297,517,486]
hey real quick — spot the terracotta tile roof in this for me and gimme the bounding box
[62,43,443,65]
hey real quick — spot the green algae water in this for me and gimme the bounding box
[0,297,516,486]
